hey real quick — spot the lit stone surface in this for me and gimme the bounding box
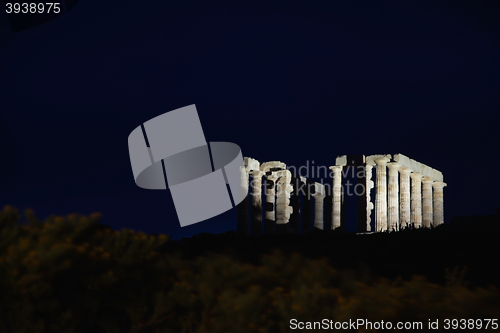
[250,170,265,206]
[242,157,260,193]
[410,172,422,228]
[374,157,390,232]
[387,162,401,231]
[335,155,348,166]
[399,167,411,228]
[265,173,278,222]
[393,153,443,182]
[432,181,447,226]
[260,161,286,173]
[312,182,325,230]
[365,154,392,166]
[244,157,260,173]
[275,169,293,224]
[239,166,249,195]
[260,161,286,225]
[422,176,434,228]
[365,162,375,232]
[250,170,265,234]
[329,166,343,230]
[241,154,446,235]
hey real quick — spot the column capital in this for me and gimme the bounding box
[250,170,265,178]
[374,157,390,165]
[432,181,447,189]
[386,162,401,170]
[421,176,434,184]
[399,166,411,174]
[410,172,422,180]
[329,165,343,172]
[244,157,260,172]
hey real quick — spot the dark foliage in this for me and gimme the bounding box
[1,206,499,332]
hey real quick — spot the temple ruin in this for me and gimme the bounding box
[237,154,446,235]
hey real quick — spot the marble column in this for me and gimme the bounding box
[300,176,313,233]
[236,165,250,235]
[399,167,411,229]
[387,162,401,231]
[374,157,390,232]
[312,183,325,230]
[432,181,447,227]
[365,163,374,232]
[329,166,343,230]
[289,175,301,234]
[250,170,265,235]
[421,176,434,228]
[275,170,293,227]
[264,173,278,233]
[410,172,422,228]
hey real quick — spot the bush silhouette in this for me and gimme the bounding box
[1,205,499,332]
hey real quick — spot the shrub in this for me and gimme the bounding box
[1,206,499,333]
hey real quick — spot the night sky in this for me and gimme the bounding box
[1,0,499,240]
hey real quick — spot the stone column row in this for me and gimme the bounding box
[368,163,446,231]
[242,157,446,235]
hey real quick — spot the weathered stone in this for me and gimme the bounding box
[265,173,278,223]
[240,154,446,235]
[289,175,301,233]
[410,172,422,228]
[422,176,434,228]
[374,157,390,231]
[329,166,343,230]
[432,181,447,227]
[239,158,260,235]
[312,182,325,230]
[237,165,250,235]
[250,170,265,235]
[365,154,392,166]
[300,176,313,232]
[260,161,286,174]
[399,167,411,228]
[244,157,260,173]
[387,162,401,231]
[335,155,347,166]
[275,169,293,225]
[393,153,443,182]
[365,162,375,232]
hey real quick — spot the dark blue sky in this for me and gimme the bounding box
[1,0,499,239]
